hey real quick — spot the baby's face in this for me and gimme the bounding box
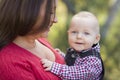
[68,17,100,52]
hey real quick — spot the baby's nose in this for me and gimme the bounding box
[77,33,83,39]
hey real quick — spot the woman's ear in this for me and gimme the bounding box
[94,34,100,44]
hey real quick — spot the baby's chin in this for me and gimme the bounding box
[73,48,83,52]
[74,47,90,52]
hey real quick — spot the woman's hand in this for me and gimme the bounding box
[41,59,53,71]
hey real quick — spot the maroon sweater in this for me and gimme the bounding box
[0,38,65,80]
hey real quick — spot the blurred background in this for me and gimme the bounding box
[47,0,120,80]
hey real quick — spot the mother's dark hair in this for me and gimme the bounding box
[0,0,55,49]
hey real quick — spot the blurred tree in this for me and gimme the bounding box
[101,0,120,39]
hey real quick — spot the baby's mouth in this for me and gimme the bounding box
[75,42,84,45]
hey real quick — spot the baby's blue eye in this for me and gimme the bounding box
[84,32,90,35]
[71,31,77,34]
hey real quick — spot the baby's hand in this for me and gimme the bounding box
[55,48,65,57]
[41,59,53,71]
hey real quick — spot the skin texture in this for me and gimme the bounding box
[68,12,100,52]
[41,11,100,71]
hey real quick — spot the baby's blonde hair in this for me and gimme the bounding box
[72,11,100,34]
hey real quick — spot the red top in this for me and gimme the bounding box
[0,38,65,80]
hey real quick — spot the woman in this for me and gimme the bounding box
[0,0,65,80]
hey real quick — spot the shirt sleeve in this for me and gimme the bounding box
[50,56,102,80]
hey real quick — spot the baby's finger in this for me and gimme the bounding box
[43,62,50,68]
[44,67,51,71]
[55,48,61,52]
[42,64,46,68]
[41,59,47,64]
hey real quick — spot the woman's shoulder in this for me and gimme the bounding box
[0,43,31,65]
[0,43,23,57]
[0,43,36,79]
[0,43,17,57]
[0,43,23,63]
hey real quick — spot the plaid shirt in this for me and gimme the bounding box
[50,44,103,80]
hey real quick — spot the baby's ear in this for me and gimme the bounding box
[94,34,100,44]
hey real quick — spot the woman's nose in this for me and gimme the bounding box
[53,16,58,23]
[49,16,58,26]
